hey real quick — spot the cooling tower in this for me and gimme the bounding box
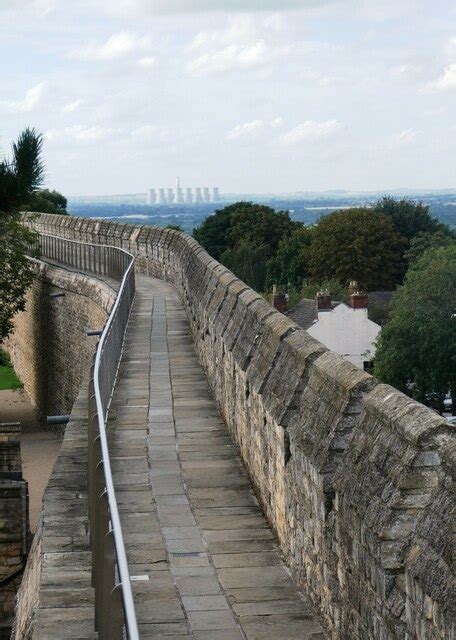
[211,187,220,202]
[203,187,211,202]
[185,188,193,204]
[146,188,157,205]
[194,187,203,203]
[167,188,175,204]
[175,177,184,203]
[157,188,167,205]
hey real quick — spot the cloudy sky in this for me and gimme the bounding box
[0,0,454,196]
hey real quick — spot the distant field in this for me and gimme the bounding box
[0,350,23,390]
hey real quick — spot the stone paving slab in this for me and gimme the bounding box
[32,272,326,639]
[106,274,326,639]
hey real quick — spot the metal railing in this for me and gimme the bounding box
[35,234,139,639]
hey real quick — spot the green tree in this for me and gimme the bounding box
[221,241,270,292]
[0,128,43,341]
[374,245,456,412]
[267,225,312,289]
[404,230,455,264]
[193,201,298,262]
[193,203,236,260]
[374,196,447,241]
[308,208,407,290]
[23,188,67,215]
[225,202,298,256]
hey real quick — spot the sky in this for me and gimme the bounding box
[0,0,455,196]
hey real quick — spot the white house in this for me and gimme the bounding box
[285,284,381,370]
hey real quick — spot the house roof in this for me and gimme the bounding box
[287,298,341,330]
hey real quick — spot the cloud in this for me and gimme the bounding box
[188,40,289,75]
[187,14,290,75]
[279,119,342,145]
[69,32,152,61]
[226,117,283,140]
[131,124,168,141]
[137,56,156,69]
[106,0,336,16]
[390,128,417,146]
[300,68,334,86]
[422,64,456,93]
[46,125,122,143]
[62,99,83,113]
[0,82,44,113]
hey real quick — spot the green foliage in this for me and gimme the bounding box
[309,208,407,290]
[0,349,23,390]
[165,224,183,231]
[0,219,38,340]
[221,241,270,292]
[23,188,67,215]
[0,128,45,214]
[0,128,44,342]
[193,203,236,260]
[225,202,298,256]
[405,230,455,264]
[374,196,447,241]
[193,202,299,290]
[367,301,391,326]
[267,225,312,289]
[374,245,456,410]
[193,201,297,256]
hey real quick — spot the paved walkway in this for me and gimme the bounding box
[108,274,325,639]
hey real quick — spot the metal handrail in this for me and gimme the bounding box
[34,233,139,639]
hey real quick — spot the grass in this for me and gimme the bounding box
[0,349,23,391]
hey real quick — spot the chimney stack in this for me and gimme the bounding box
[271,284,288,314]
[316,289,332,310]
[350,291,369,309]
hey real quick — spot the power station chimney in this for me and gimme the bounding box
[211,186,220,202]
[203,187,211,203]
[167,188,175,204]
[194,187,203,203]
[157,188,167,205]
[185,188,193,204]
[146,188,157,205]
[175,177,184,204]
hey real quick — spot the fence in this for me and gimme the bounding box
[36,233,139,639]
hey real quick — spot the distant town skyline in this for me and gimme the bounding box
[0,0,454,196]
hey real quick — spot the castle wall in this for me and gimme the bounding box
[6,260,115,423]
[23,213,455,640]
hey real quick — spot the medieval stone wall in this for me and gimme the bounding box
[6,260,115,423]
[0,425,28,638]
[25,213,455,640]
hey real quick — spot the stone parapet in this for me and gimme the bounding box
[22,213,455,640]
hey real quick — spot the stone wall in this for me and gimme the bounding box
[0,425,28,639]
[25,213,455,640]
[6,260,115,423]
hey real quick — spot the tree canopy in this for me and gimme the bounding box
[0,128,44,341]
[308,208,407,290]
[404,230,455,264]
[267,225,312,288]
[23,188,68,215]
[193,202,299,290]
[373,245,456,411]
[373,196,447,241]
